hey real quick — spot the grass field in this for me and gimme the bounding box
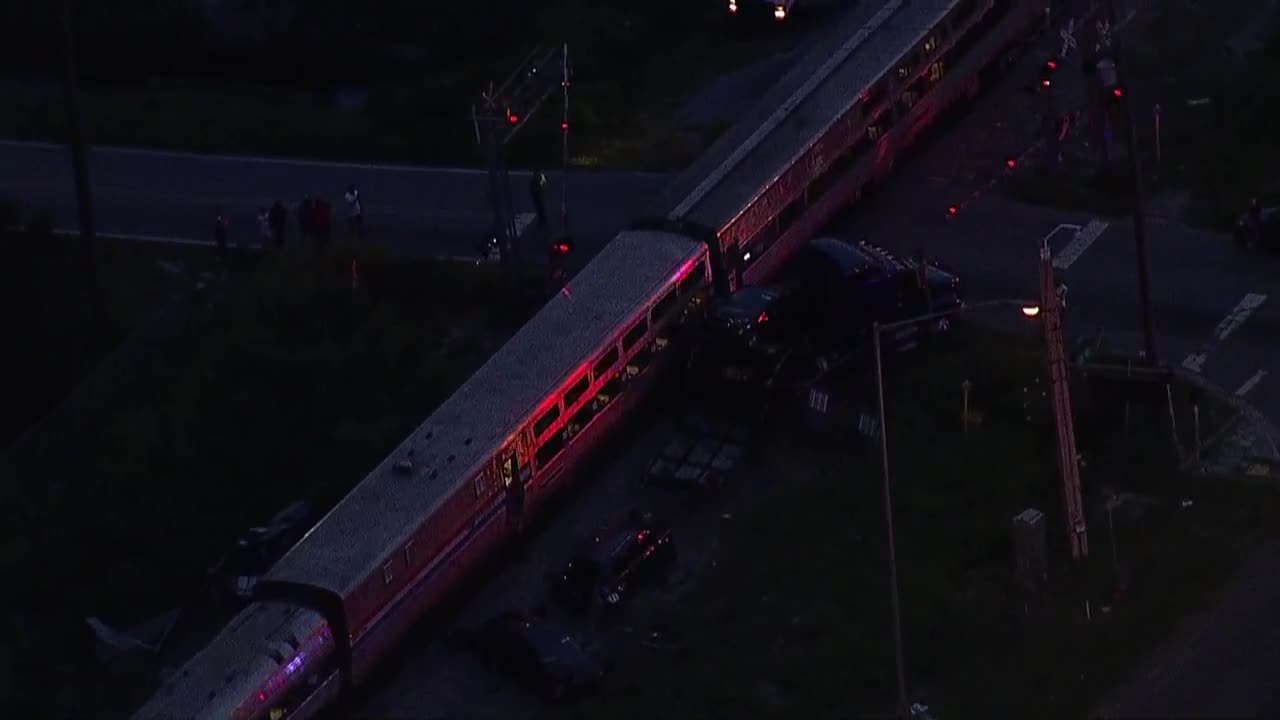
[576,329,1270,719]
[0,218,199,445]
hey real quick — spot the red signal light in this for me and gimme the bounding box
[947,205,959,216]
[1112,87,1123,98]
[552,241,572,255]
[1005,157,1017,169]
[1041,78,1051,87]
[1046,59,1058,70]
[506,109,519,124]
[561,121,569,131]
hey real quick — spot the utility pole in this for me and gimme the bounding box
[1040,240,1088,561]
[1100,0,1158,365]
[56,0,98,317]
[472,46,569,269]
[560,43,571,236]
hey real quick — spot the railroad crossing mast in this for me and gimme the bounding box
[473,46,568,268]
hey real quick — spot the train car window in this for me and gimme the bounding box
[533,405,559,438]
[597,372,625,409]
[622,318,649,351]
[569,401,596,437]
[535,432,564,468]
[564,375,590,408]
[626,346,652,377]
[923,32,943,55]
[898,89,919,113]
[651,288,678,322]
[593,347,619,381]
[679,266,707,296]
[928,61,945,83]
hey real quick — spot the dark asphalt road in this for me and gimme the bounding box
[0,140,668,261]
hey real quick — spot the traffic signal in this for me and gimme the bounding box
[506,108,519,124]
[1040,58,1058,88]
[1005,157,1017,169]
[947,204,959,217]
[551,238,572,256]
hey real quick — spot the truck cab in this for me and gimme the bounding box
[688,236,962,400]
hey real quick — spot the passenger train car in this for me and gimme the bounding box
[130,2,1043,718]
[644,0,1042,295]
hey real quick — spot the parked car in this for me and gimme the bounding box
[473,611,604,701]
[550,519,676,614]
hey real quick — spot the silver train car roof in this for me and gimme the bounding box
[645,0,966,236]
[265,229,707,596]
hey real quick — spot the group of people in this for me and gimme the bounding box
[215,185,364,262]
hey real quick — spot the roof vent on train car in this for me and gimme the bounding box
[446,454,455,463]
[464,437,473,446]
[393,460,414,475]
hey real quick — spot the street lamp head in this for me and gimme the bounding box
[1021,305,1042,318]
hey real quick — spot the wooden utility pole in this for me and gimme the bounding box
[56,0,98,315]
[1040,241,1088,560]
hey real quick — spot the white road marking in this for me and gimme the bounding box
[513,212,536,238]
[1052,219,1109,270]
[1180,293,1268,373]
[0,139,667,178]
[1213,293,1267,341]
[1236,371,1269,397]
[54,229,210,247]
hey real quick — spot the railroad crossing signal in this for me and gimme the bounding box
[1095,19,1112,52]
[1059,18,1077,57]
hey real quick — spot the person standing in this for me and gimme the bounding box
[530,167,548,232]
[256,208,272,249]
[297,194,314,246]
[343,184,364,240]
[268,200,287,249]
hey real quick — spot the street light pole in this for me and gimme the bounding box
[872,298,1039,719]
[1103,0,1158,365]
[872,323,908,720]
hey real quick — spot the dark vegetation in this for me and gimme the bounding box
[1125,0,1280,226]
[0,0,825,169]
[0,200,185,445]
[578,328,1270,719]
[0,232,549,716]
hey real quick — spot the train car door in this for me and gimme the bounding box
[500,437,531,530]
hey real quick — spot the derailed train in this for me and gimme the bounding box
[131,2,1044,717]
